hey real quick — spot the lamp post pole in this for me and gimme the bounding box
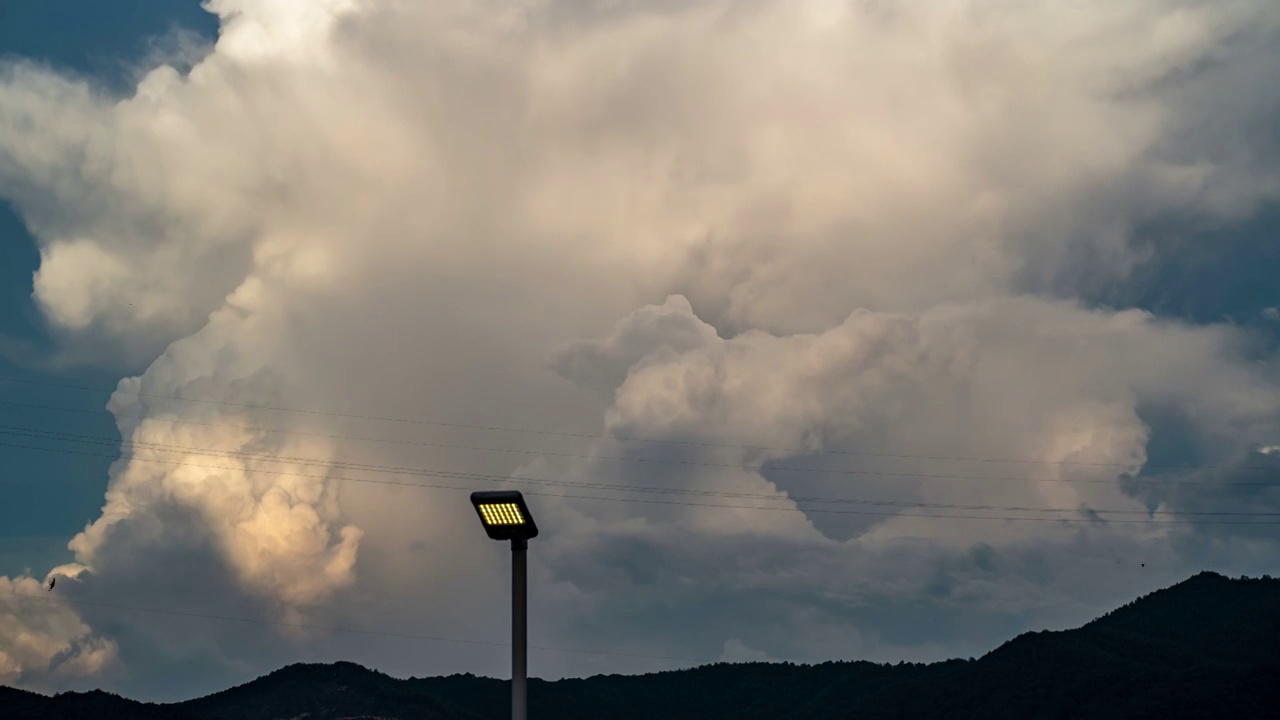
[470,491,537,720]
[512,538,528,720]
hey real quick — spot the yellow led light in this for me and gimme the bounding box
[480,503,526,526]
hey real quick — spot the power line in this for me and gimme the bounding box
[3,423,1279,517]
[0,417,1086,485]
[3,376,1267,472]
[2,437,1278,525]
[2,590,697,663]
[1,416,1276,491]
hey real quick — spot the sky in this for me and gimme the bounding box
[0,0,1279,703]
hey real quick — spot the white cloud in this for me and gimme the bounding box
[69,274,364,611]
[0,576,117,688]
[0,0,1279,696]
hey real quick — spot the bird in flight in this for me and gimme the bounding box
[48,577,55,591]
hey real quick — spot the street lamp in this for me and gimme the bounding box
[470,490,539,720]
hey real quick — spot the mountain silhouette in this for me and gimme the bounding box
[5,571,1277,719]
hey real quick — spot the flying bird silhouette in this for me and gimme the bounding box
[47,577,55,591]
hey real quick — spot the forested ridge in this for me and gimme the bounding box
[5,571,1277,719]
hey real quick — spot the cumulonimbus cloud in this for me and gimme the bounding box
[1,0,1279,695]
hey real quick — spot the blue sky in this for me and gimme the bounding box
[1,0,1278,703]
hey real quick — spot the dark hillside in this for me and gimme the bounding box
[5,572,1277,719]
[1,686,201,720]
[182,661,484,720]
